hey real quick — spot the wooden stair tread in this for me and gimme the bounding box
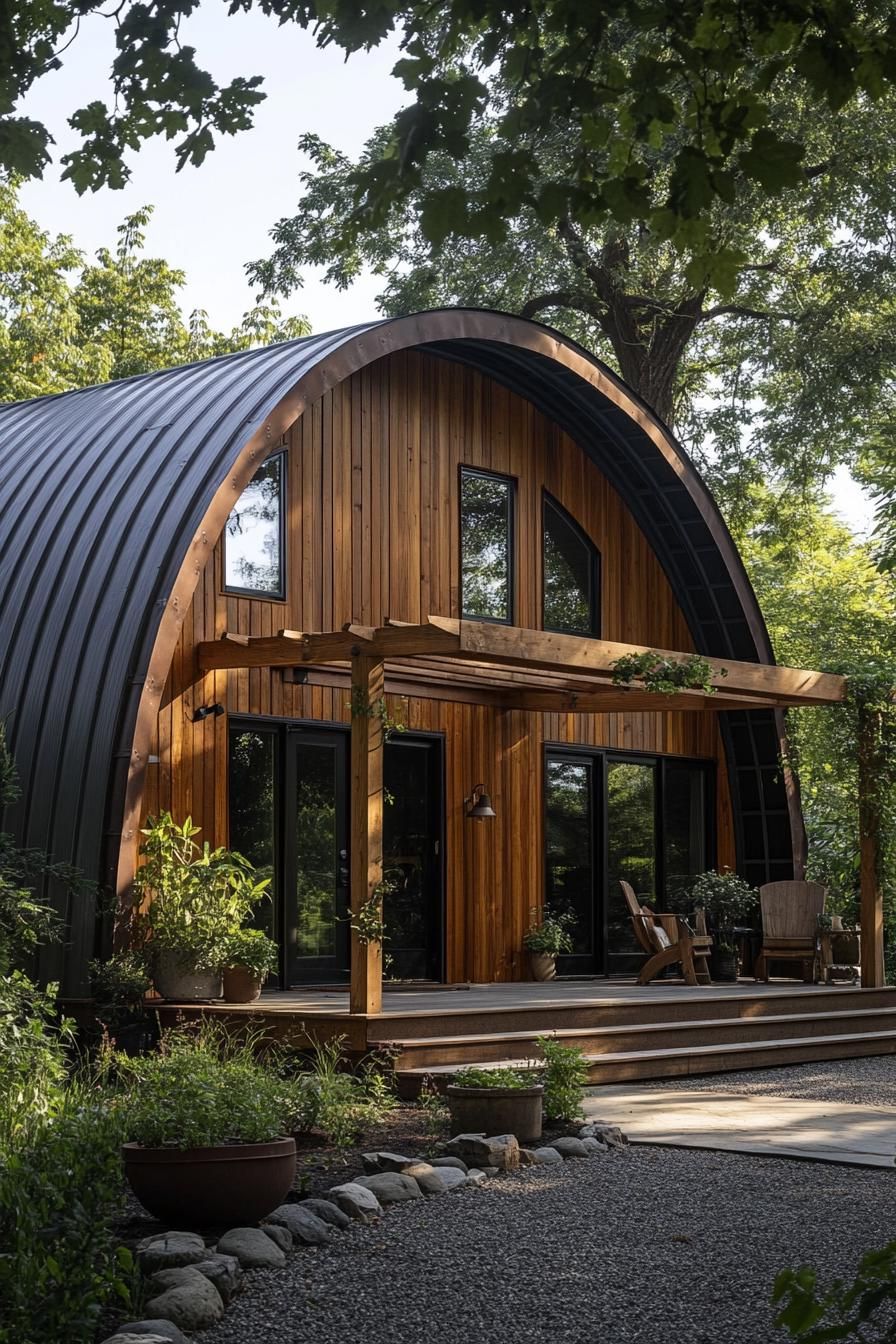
[387,1006,896,1050]
[398,1027,896,1074]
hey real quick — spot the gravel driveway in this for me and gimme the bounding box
[197,1059,896,1344]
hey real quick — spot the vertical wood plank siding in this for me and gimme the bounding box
[144,350,736,983]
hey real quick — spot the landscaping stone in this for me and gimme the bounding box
[193,1255,243,1306]
[100,1335,173,1344]
[465,1168,487,1187]
[432,1165,468,1190]
[114,1322,189,1344]
[581,1136,608,1155]
[532,1146,563,1164]
[301,1198,351,1230]
[430,1155,468,1174]
[361,1151,414,1174]
[136,1231,208,1275]
[580,1122,627,1148]
[216,1227,287,1269]
[265,1203,332,1245]
[552,1137,590,1159]
[518,1148,537,1166]
[356,1172,424,1204]
[261,1224,293,1254]
[480,1166,500,1177]
[401,1160,446,1195]
[144,1266,225,1332]
[328,1181,383,1223]
[444,1133,520,1170]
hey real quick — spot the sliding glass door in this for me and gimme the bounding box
[545,747,714,977]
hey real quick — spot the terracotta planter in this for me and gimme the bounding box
[123,1137,296,1226]
[153,950,222,1002]
[222,965,263,1003]
[446,1084,544,1143]
[529,952,557,982]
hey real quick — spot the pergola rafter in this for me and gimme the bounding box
[195,617,864,1013]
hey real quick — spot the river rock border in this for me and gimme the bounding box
[100,1122,627,1342]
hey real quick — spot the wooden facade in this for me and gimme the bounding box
[142,349,736,984]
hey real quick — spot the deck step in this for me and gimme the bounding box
[388,1006,896,1069]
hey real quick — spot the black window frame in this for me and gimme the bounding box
[459,465,516,625]
[222,448,288,602]
[542,491,601,637]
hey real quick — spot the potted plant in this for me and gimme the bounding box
[446,1065,544,1142]
[118,1022,299,1226]
[136,813,272,1001]
[689,869,759,983]
[88,950,155,1053]
[523,910,574,981]
[219,927,279,1003]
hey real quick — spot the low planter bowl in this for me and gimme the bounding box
[446,1084,544,1143]
[123,1137,296,1226]
[153,949,222,1003]
[222,965,263,1003]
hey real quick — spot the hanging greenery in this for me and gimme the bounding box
[610,651,724,696]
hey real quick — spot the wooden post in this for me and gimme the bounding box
[858,705,885,988]
[349,653,385,1015]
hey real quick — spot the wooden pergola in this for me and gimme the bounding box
[198,616,881,1012]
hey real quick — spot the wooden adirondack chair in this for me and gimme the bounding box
[754,880,827,983]
[620,880,713,986]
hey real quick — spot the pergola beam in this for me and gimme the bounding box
[197,617,847,709]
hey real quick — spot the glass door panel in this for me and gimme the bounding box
[606,760,657,975]
[287,731,349,983]
[228,727,279,979]
[545,754,598,973]
[383,737,443,981]
[663,762,709,909]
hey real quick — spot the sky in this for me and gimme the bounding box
[16,5,876,535]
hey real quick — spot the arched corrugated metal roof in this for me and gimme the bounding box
[0,309,797,992]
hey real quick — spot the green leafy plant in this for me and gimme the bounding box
[816,913,833,932]
[291,1037,396,1148]
[689,869,758,935]
[523,910,575,956]
[135,813,272,972]
[348,687,407,737]
[773,1241,896,1340]
[218,927,279,978]
[417,1074,450,1151]
[452,1065,532,1089]
[89,952,151,1008]
[536,1035,588,1122]
[611,651,724,696]
[116,1021,301,1148]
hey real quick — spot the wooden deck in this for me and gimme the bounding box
[155,979,896,1091]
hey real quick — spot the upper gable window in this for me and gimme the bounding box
[460,467,514,623]
[223,451,286,599]
[543,494,600,636]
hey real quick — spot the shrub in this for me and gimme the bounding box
[218,926,279,977]
[291,1038,396,1147]
[452,1065,532,1089]
[536,1035,588,1122]
[689,869,758,932]
[523,911,574,955]
[116,1021,302,1147]
[773,1242,896,1340]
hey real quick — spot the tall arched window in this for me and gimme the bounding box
[542,493,600,636]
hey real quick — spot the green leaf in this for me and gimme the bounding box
[738,129,806,193]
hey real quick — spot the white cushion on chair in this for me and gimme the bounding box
[653,924,672,950]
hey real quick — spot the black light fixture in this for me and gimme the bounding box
[466,782,496,820]
[192,702,225,722]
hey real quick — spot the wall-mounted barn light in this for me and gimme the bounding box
[192,703,225,722]
[466,783,496,820]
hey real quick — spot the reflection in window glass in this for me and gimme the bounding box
[606,761,657,972]
[294,744,338,959]
[224,453,284,596]
[543,497,598,635]
[545,757,594,957]
[663,763,708,909]
[460,469,512,621]
[228,729,277,947]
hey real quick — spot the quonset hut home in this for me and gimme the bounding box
[1,309,881,1083]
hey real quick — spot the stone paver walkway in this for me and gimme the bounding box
[585,1085,896,1167]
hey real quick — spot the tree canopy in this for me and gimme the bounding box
[0,188,308,400]
[5,0,895,246]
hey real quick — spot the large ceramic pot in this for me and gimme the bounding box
[710,948,738,983]
[446,1084,544,1143]
[529,952,557,982]
[123,1137,297,1225]
[153,949,222,1002]
[222,965,263,1004]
